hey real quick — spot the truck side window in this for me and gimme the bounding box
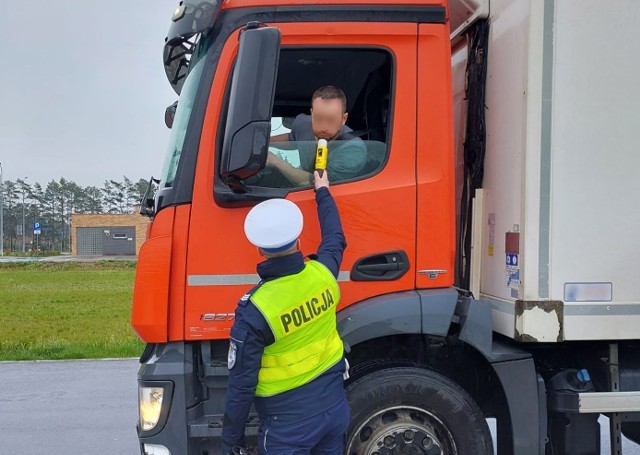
[245,47,393,190]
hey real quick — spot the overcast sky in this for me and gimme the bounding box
[1,1,180,187]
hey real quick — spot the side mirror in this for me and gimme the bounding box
[220,24,281,191]
[165,101,178,129]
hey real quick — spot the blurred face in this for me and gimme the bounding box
[310,97,348,141]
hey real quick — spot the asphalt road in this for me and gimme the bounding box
[0,359,140,454]
[0,359,638,454]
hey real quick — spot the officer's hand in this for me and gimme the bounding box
[314,170,329,191]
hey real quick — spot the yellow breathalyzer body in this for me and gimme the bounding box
[315,139,328,176]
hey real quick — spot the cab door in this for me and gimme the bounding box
[184,20,419,340]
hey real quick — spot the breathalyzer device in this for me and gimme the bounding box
[315,139,328,177]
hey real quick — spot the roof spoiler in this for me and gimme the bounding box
[163,0,222,94]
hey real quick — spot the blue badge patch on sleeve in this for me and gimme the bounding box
[228,340,238,369]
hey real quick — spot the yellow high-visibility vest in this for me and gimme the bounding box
[251,260,344,397]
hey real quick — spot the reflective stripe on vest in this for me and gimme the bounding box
[251,260,343,397]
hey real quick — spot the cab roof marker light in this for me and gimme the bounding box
[172,4,186,22]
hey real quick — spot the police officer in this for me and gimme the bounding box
[222,170,349,455]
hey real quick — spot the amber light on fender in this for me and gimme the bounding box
[131,208,175,342]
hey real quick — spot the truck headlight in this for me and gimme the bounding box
[143,444,172,455]
[139,386,165,431]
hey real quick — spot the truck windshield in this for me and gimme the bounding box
[158,37,212,188]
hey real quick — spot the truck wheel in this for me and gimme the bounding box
[345,367,493,455]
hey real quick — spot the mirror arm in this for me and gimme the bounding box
[223,176,248,193]
[140,176,160,218]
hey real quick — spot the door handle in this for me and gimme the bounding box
[357,263,400,272]
[351,250,410,281]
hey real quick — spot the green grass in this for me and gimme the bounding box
[0,261,144,361]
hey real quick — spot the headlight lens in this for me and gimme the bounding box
[143,444,172,455]
[139,386,165,431]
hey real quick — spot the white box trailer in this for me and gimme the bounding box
[452,0,640,343]
[449,1,640,452]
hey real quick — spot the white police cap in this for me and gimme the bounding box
[244,199,303,252]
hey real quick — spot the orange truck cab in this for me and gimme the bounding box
[133,1,640,454]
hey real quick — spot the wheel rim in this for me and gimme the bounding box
[347,406,457,455]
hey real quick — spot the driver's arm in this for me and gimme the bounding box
[267,152,311,187]
[270,133,289,142]
[269,133,297,150]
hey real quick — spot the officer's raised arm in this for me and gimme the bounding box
[314,170,347,278]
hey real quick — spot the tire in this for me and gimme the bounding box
[345,366,494,455]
